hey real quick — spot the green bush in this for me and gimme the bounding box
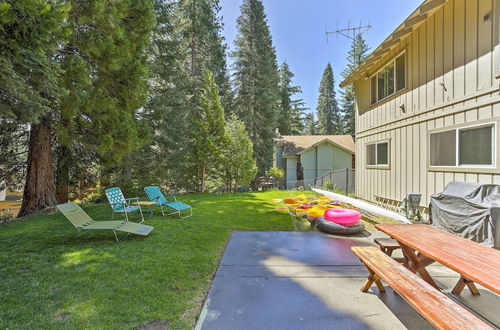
[268,167,285,179]
[323,180,334,190]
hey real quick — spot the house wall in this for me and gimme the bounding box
[301,147,319,181]
[286,157,298,189]
[317,143,334,178]
[332,145,353,171]
[301,142,354,182]
[273,145,286,170]
[354,0,500,206]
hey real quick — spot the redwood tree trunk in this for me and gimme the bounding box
[18,116,58,217]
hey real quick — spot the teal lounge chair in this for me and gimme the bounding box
[144,186,192,218]
[105,187,145,222]
[57,202,153,241]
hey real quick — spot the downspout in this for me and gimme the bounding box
[315,146,318,179]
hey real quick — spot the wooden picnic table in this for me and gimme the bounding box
[375,224,500,295]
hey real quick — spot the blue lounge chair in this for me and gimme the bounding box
[144,186,192,218]
[105,187,145,223]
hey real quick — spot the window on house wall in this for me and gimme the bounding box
[370,52,406,105]
[366,141,389,166]
[429,124,495,167]
[370,76,377,105]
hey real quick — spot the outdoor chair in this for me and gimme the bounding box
[105,187,145,222]
[57,202,153,241]
[144,186,192,218]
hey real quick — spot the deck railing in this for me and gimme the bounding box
[283,168,355,194]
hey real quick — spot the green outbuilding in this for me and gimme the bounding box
[273,135,355,189]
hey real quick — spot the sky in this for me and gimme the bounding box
[220,0,422,114]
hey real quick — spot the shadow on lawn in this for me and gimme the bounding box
[0,191,304,328]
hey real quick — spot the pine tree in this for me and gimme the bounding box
[0,1,69,123]
[233,0,280,174]
[0,122,28,189]
[16,0,154,215]
[290,104,306,135]
[193,69,226,192]
[303,113,317,135]
[316,63,341,135]
[340,34,370,137]
[54,0,154,203]
[177,0,233,190]
[139,0,192,190]
[277,62,303,135]
[0,1,70,216]
[180,0,233,113]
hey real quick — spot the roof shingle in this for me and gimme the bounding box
[275,135,355,157]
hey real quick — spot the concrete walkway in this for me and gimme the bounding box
[197,231,499,330]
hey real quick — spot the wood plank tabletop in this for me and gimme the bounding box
[375,224,500,294]
[351,246,493,330]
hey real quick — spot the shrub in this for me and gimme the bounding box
[268,167,285,179]
[324,180,334,190]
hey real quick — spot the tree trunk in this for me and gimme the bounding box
[200,164,205,193]
[55,145,71,203]
[18,115,58,217]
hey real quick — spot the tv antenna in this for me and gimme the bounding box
[325,20,371,43]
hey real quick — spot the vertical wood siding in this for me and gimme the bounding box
[354,0,500,205]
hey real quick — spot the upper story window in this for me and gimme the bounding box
[370,52,406,105]
[429,123,496,168]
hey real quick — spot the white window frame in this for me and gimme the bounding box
[370,51,406,105]
[366,140,390,169]
[429,122,497,169]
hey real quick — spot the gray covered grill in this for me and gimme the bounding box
[430,181,500,249]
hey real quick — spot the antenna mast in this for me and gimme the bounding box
[325,20,371,43]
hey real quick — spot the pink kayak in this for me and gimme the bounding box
[324,208,361,226]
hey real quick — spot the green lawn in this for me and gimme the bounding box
[0,190,317,329]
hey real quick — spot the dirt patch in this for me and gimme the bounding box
[53,313,69,322]
[134,320,169,330]
[170,283,182,291]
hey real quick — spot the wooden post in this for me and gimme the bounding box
[345,169,349,195]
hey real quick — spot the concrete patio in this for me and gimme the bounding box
[196,231,500,330]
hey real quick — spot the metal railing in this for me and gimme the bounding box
[283,169,355,194]
[314,169,355,194]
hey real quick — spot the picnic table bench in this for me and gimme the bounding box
[352,246,493,329]
[375,224,500,296]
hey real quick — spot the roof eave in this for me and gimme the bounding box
[339,0,447,88]
[297,138,355,156]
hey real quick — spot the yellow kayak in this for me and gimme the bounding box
[306,206,328,218]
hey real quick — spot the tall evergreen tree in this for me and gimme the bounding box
[179,0,232,113]
[303,113,316,135]
[177,0,233,190]
[0,122,28,190]
[340,34,370,137]
[0,1,69,122]
[16,0,154,215]
[233,0,280,174]
[135,0,192,190]
[277,62,303,135]
[55,0,154,203]
[316,63,341,135]
[192,69,226,192]
[290,104,306,135]
[0,1,70,216]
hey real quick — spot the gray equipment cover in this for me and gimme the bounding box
[430,181,500,248]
